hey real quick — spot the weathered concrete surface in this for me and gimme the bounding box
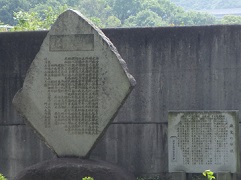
[13,158,136,180]
[0,31,47,125]
[0,126,55,179]
[1,25,241,179]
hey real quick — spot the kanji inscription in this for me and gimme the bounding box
[168,111,240,173]
[44,57,99,135]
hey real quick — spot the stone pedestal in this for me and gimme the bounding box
[217,172,231,180]
[171,171,186,180]
[13,158,136,180]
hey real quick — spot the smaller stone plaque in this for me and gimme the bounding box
[168,111,240,173]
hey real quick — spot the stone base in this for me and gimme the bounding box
[171,172,186,180]
[13,158,136,180]
[217,172,232,180]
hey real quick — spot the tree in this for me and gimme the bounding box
[77,0,112,19]
[106,16,122,27]
[13,11,42,31]
[169,11,216,25]
[0,0,31,25]
[124,9,168,27]
[77,0,113,27]
[2,0,218,30]
[156,0,185,20]
[109,0,142,23]
[0,0,75,26]
[220,15,241,24]
[188,12,216,25]
[170,0,241,10]
[13,5,68,31]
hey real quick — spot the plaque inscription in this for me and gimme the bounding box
[168,111,240,173]
[44,57,99,135]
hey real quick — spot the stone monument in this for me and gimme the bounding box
[12,9,136,180]
[168,111,240,180]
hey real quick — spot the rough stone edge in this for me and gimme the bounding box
[62,9,136,87]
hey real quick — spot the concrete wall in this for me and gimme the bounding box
[1,25,241,179]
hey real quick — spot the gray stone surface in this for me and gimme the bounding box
[12,10,135,157]
[13,158,136,180]
[168,111,240,173]
[0,125,55,179]
[171,172,186,180]
[217,172,232,180]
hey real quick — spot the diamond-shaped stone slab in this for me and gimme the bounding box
[13,10,136,157]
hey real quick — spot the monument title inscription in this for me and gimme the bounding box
[168,111,240,173]
[13,10,135,157]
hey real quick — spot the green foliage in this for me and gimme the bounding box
[170,0,241,10]
[122,0,216,26]
[109,0,142,23]
[124,9,167,27]
[82,177,94,180]
[106,16,122,27]
[169,11,216,25]
[203,170,215,180]
[78,0,111,18]
[220,15,241,24]
[13,11,43,31]
[12,5,68,31]
[89,17,104,28]
[77,0,123,28]
[0,0,218,29]
[0,0,73,25]
[0,173,7,180]
[0,0,31,25]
